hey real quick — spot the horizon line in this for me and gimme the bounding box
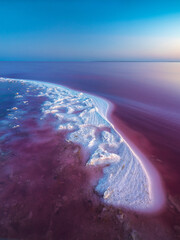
[0,60,180,63]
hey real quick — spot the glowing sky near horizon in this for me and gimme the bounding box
[0,0,180,61]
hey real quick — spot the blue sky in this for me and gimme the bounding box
[0,0,180,61]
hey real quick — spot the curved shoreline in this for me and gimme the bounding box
[88,93,165,213]
[0,77,166,213]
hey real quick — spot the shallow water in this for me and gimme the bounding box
[0,62,180,239]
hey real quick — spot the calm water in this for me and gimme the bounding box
[0,62,180,240]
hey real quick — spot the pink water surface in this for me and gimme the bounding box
[0,62,180,239]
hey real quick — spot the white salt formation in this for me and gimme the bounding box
[0,78,165,212]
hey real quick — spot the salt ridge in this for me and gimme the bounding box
[0,77,165,213]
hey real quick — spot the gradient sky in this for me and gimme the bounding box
[0,0,180,61]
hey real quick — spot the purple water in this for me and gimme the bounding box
[0,62,180,240]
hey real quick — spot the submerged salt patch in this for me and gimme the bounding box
[0,77,163,212]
